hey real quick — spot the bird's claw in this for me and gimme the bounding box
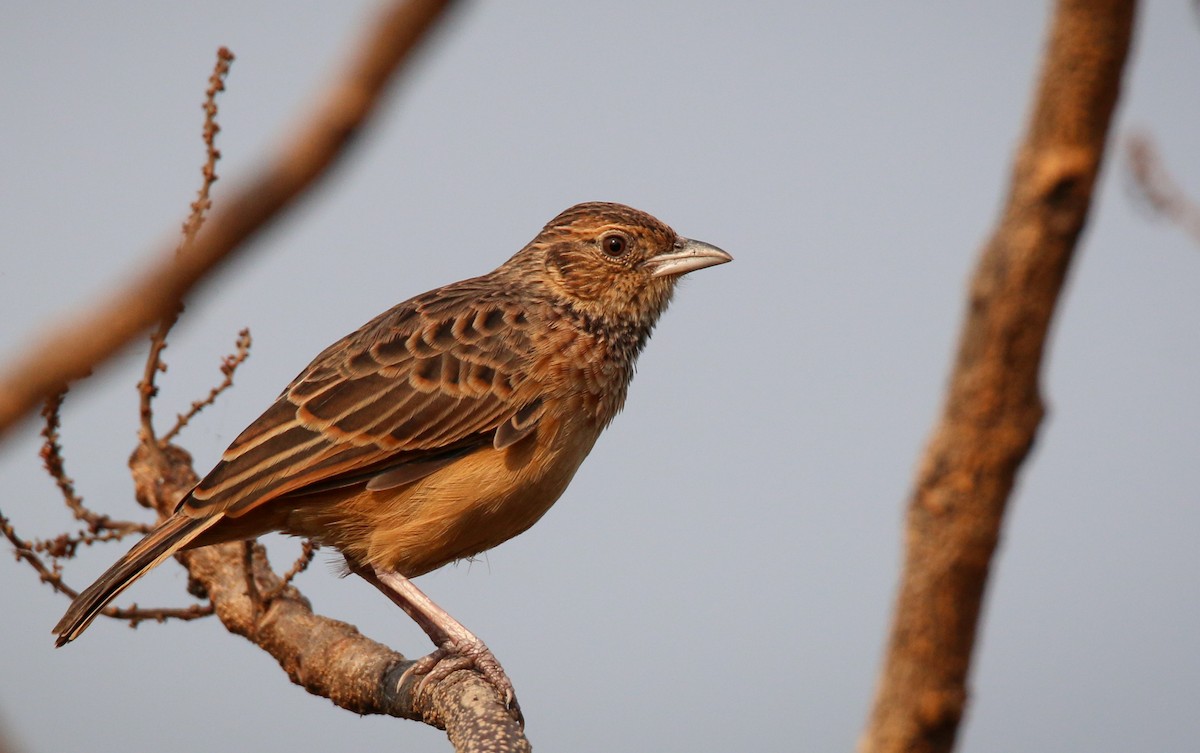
[404,638,523,725]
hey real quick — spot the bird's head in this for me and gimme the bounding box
[521,202,732,330]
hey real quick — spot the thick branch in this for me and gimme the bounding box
[0,0,455,443]
[859,2,1136,752]
[128,442,529,751]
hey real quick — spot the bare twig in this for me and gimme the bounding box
[281,540,319,589]
[259,540,319,602]
[14,2,526,747]
[139,47,236,453]
[860,2,1137,752]
[0,0,456,443]
[1126,131,1200,245]
[1,509,70,595]
[129,444,528,748]
[39,391,148,537]
[1,509,208,624]
[104,601,215,626]
[39,390,90,526]
[183,47,234,246]
[161,328,252,443]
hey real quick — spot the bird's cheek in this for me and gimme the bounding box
[544,251,594,301]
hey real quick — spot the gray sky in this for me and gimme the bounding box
[2,3,1197,752]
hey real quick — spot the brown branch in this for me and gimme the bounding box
[1,508,70,595]
[261,539,319,602]
[161,328,252,443]
[0,0,456,444]
[12,2,527,746]
[39,390,149,538]
[127,442,529,751]
[1126,131,1200,246]
[139,48,236,454]
[859,2,1137,753]
[1,508,208,624]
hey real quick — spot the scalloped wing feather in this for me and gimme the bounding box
[182,286,543,518]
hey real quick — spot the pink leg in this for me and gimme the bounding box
[350,560,522,724]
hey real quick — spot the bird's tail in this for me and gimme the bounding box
[53,512,223,646]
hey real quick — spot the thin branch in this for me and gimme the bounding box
[183,47,234,247]
[1126,131,1200,245]
[39,391,148,537]
[39,390,90,526]
[1,509,70,595]
[31,527,143,558]
[1,509,208,624]
[261,539,320,602]
[0,0,456,444]
[161,328,252,443]
[139,48,236,454]
[15,1,525,746]
[860,2,1137,753]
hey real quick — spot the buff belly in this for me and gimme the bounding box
[276,411,600,577]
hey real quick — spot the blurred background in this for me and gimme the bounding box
[1,3,1197,751]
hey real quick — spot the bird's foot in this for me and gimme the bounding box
[405,636,523,725]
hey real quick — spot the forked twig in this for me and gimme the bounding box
[161,328,252,443]
[11,47,241,631]
[1,509,210,625]
[39,390,149,538]
[139,47,236,453]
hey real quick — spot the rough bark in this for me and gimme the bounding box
[859,2,1137,752]
[129,442,530,751]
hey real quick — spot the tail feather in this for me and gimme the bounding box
[53,513,223,646]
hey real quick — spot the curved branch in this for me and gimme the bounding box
[859,2,1137,752]
[0,0,456,443]
[127,441,530,751]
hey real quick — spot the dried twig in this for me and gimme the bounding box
[39,391,148,538]
[1,509,209,625]
[280,540,319,589]
[0,0,456,444]
[161,328,252,443]
[12,3,527,748]
[139,47,236,452]
[1126,131,1200,245]
[1,509,71,595]
[182,47,234,246]
[860,2,1137,752]
[4,48,236,636]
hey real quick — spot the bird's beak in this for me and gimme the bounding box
[646,237,733,278]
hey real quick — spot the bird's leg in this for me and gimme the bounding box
[349,560,522,724]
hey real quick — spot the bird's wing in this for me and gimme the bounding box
[181,284,546,518]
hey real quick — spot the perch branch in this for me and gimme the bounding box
[19,1,528,747]
[126,441,528,750]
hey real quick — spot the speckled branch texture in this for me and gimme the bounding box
[0,0,455,443]
[129,441,530,752]
[859,2,1137,752]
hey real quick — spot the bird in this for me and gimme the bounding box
[53,201,731,718]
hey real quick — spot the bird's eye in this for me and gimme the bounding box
[601,234,628,257]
